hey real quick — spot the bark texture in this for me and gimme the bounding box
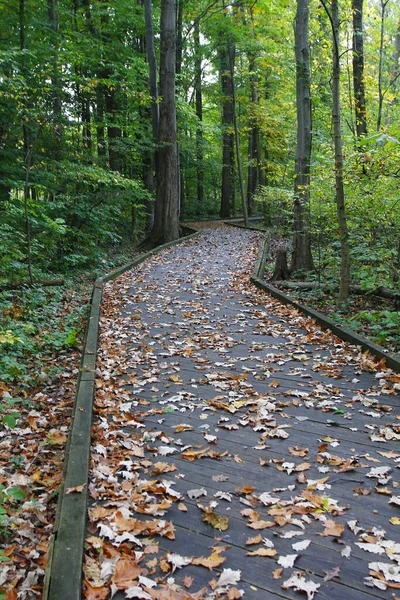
[219,43,235,219]
[151,0,179,244]
[331,0,350,307]
[291,0,313,273]
[352,0,367,138]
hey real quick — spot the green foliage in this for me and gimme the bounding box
[254,186,293,232]
[0,286,88,387]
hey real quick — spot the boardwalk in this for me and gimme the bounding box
[86,225,400,600]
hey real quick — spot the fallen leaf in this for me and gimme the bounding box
[246,534,262,545]
[323,565,341,582]
[282,573,320,600]
[247,548,277,557]
[320,519,344,537]
[182,576,194,589]
[66,483,87,494]
[273,568,284,580]
[277,554,298,568]
[167,553,192,572]
[202,509,229,531]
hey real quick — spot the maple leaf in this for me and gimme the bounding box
[212,569,241,591]
[202,509,229,531]
[111,557,141,589]
[282,573,320,600]
[192,550,227,570]
[320,520,344,537]
[166,553,192,572]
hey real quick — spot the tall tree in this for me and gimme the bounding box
[291,0,313,273]
[194,21,204,207]
[228,41,248,226]
[352,0,367,138]
[322,0,351,307]
[377,0,390,131]
[150,0,180,244]
[219,40,235,218]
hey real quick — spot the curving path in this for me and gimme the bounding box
[85,224,400,600]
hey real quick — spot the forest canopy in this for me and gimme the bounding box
[0,0,399,312]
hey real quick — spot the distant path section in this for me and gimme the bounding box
[86,224,400,600]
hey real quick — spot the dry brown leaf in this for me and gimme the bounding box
[177,502,188,512]
[246,548,277,557]
[227,588,243,599]
[182,576,194,589]
[273,568,284,580]
[233,454,244,464]
[111,557,141,589]
[320,519,344,537]
[202,509,229,531]
[289,446,309,457]
[247,520,275,530]
[175,424,194,432]
[192,551,226,570]
[235,484,255,495]
[246,534,263,545]
[295,462,311,472]
[84,581,108,600]
[66,483,87,494]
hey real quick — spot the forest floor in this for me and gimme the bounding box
[1,223,400,600]
[263,236,400,356]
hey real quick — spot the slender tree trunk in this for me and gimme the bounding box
[105,87,122,171]
[324,0,350,307]
[96,83,106,161]
[151,0,179,244]
[19,0,33,284]
[47,0,62,160]
[386,17,400,122]
[143,0,159,230]
[246,55,260,217]
[219,43,234,218]
[228,43,248,226]
[194,22,204,207]
[176,0,184,79]
[352,0,367,138]
[377,0,389,131]
[291,0,314,273]
[144,0,159,141]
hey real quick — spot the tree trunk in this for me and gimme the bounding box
[19,0,33,284]
[377,0,389,131]
[246,55,260,217]
[330,0,351,307]
[105,87,122,171]
[219,43,234,219]
[151,0,180,244]
[270,250,290,281]
[144,0,159,142]
[228,43,248,227]
[47,0,62,160]
[194,22,204,207]
[291,0,314,273]
[352,0,367,138]
[386,17,400,122]
[143,0,159,230]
